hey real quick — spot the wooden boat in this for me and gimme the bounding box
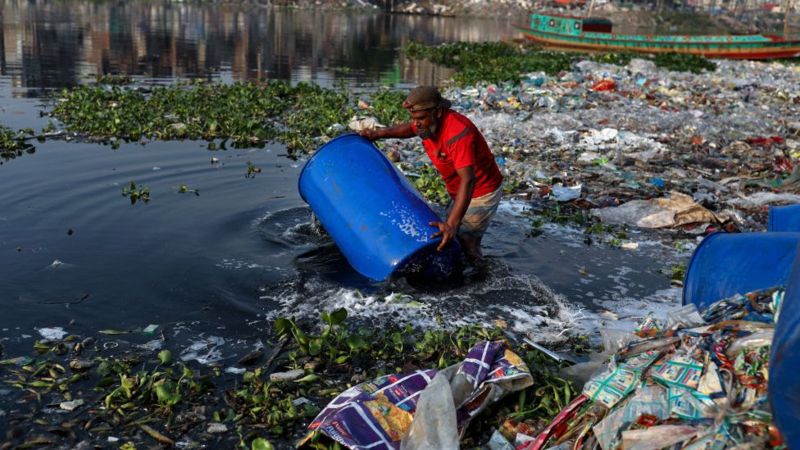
[514,13,800,59]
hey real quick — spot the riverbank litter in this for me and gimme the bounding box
[377,47,800,242]
[485,286,783,450]
[299,341,533,449]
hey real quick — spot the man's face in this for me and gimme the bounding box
[410,107,442,139]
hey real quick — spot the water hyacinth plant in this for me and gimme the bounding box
[364,88,411,126]
[404,41,575,86]
[49,80,357,154]
[0,125,36,161]
[403,41,717,86]
[404,164,450,205]
[121,181,150,205]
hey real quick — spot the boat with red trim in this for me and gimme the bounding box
[515,13,800,59]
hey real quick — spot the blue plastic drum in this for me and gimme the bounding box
[298,134,461,281]
[768,204,800,232]
[770,242,800,450]
[682,232,800,311]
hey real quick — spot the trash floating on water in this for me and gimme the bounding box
[36,327,67,340]
[180,335,225,365]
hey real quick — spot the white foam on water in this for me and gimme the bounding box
[47,259,74,270]
[36,327,67,340]
[252,210,274,227]
[264,272,591,344]
[139,339,163,351]
[582,287,682,334]
[180,335,226,365]
[496,199,530,218]
[605,265,635,298]
[216,258,264,270]
[264,284,439,328]
[254,200,687,345]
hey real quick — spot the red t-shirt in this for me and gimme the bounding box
[411,109,503,198]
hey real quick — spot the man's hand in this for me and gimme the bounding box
[430,221,458,251]
[359,123,416,141]
[359,128,381,141]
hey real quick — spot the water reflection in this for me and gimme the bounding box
[0,0,515,93]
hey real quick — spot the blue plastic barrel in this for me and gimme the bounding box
[770,242,800,450]
[682,232,800,311]
[768,204,800,232]
[298,134,461,281]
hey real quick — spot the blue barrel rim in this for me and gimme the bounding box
[683,231,800,308]
[767,204,800,233]
[682,232,724,306]
[768,205,776,232]
[769,241,800,450]
[298,133,361,204]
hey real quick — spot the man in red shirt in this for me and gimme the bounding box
[360,86,503,265]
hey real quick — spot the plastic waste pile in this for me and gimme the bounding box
[491,286,783,450]
[363,58,800,235]
[299,341,533,450]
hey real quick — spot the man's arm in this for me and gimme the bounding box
[431,166,475,251]
[359,123,415,141]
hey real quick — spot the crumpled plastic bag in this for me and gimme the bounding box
[592,191,717,228]
[402,344,534,450]
[348,116,385,132]
[728,192,800,208]
[561,328,633,388]
[592,384,670,450]
[550,183,582,202]
[400,370,459,450]
[621,425,700,450]
[591,79,617,92]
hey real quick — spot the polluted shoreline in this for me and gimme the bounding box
[2,41,800,448]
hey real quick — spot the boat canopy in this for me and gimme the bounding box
[582,17,613,33]
[529,14,613,36]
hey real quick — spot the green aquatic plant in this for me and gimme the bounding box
[178,184,199,196]
[670,262,687,282]
[232,367,321,434]
[279,82,353,152]
[592,52,635,66]
[0,125,35,160]
[503,346,577,420]
[121,181,150,205]
[404,41,575,86]
[245,161,262,178]
[251,437,276,450]
[368,89,411,126]
[49,81,354,153]
[94,74,133,85]
[404,42,716,86]
[274,308,370,367]
[653,52,717,73]
[406,164,450,205]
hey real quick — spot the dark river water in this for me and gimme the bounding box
[0,1,681,360]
